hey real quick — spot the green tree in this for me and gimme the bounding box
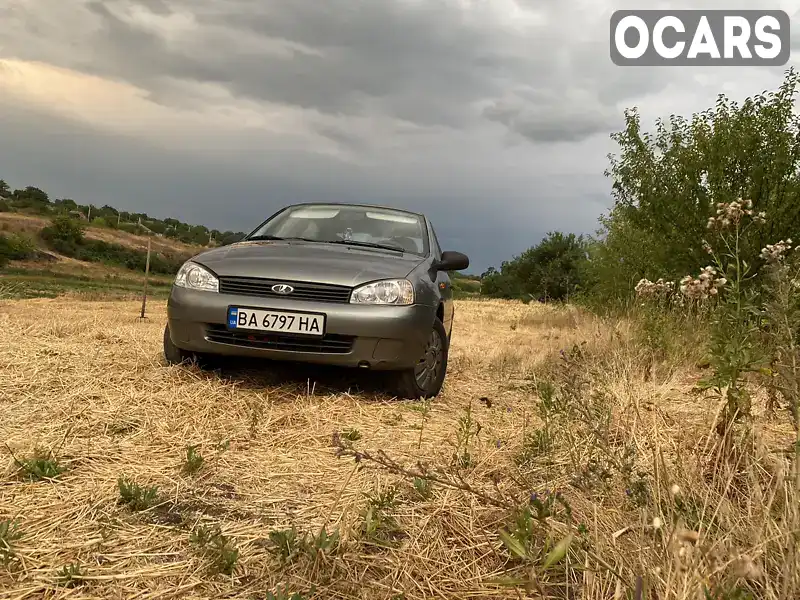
[13,186,49,204]
[54,198,78,211]
[591,67,800,303]
[480,261,522,299]
[480,232,589,301]
[220,231,246,245]
[512,232,588,301]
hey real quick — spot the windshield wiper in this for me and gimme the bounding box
[328,239,405,253]
[245,236,405,253]
[245,235,320,242]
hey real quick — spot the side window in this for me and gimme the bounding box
[429,223,442,259]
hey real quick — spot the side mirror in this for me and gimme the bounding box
[434,250,470,272]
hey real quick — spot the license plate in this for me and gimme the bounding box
[227,307,325,336]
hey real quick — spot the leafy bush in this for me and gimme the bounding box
[481,232,589,302]
[41,215,85,245]
[579,68,800,308]
[0,232,37,266]
[53,238,183,274]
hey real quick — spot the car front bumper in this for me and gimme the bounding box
[166,286,436,370]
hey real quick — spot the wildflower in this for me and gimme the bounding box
[670,483,680,496]
[679,266,725,301]
[634,278,675,299]
[652,516,663,529]
[707,198,758,231]
[759,239,793,264]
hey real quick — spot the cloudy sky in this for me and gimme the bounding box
[1,0,798,272]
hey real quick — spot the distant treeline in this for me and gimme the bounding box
[0,180,247,248]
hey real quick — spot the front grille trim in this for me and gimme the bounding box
[218,276,352,304]
[205,324,354,354]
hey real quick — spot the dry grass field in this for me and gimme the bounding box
[0,296,797,599]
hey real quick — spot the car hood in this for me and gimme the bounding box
[191,240,425,287]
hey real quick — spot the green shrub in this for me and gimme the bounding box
[0,232,37,266]
[41,215,85,245]
[0,199,10,212]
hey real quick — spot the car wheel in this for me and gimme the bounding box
[390,318,449,400]
[163,323,194,366]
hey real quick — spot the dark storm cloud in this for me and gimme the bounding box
[71,0,516,129]
[2,0,668,144]
[483,88,619,144]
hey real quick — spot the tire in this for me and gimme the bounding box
[388,318,449,400]
[163,323,194,366]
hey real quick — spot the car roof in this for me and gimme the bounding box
[282,202,426,219]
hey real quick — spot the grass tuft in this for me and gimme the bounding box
[117,476,161,511]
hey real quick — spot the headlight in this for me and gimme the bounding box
[174,261,219,292]
[350,279,414,305]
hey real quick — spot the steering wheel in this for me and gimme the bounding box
[387,236,418,253]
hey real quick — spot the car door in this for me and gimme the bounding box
[429,221,454,336]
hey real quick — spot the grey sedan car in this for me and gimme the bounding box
[163,203,469,399]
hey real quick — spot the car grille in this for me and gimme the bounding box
[205,324,354,354]
[218,276,352,304]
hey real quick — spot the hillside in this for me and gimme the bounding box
[0,212,203,257]
[0,212,202,298]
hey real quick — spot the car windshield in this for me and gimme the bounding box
[246,204,429,256]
